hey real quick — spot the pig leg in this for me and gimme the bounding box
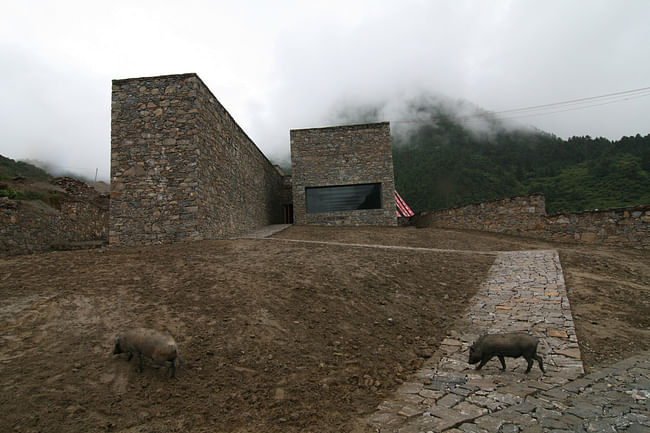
[475,355,494,370]
[498,355,506,370]
[525,357,533,373]
[534,354,545,373]
[136,352,144,373]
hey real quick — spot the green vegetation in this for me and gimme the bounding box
[0,188,18,199]
[387,104,650,214]
[0,187,61,207]
[0,156,62,207]
[0,155,51,181]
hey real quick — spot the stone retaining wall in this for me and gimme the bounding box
[110,73,284,247]
[0,178,109,256]
[415,194,650,248]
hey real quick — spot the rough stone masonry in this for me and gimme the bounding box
[110,73,285,247]
[290,122,397,226]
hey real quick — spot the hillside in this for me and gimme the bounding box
[0,155,51,181]
[330,97,650,215]
[0,155,109,197]
[393,121,650,214]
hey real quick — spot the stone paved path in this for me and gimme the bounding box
[458,352,650,433]
[356,250,650,432]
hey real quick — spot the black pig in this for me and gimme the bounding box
[468,333,544,373]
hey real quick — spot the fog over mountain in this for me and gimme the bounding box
[1,1,649,181]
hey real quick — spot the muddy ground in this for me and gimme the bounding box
[1,226,648,432]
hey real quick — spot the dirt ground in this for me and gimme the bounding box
[1,226,648,432]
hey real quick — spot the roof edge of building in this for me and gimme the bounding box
[290,121,390,133]
[112,72,199,85]
[112,72,279,169]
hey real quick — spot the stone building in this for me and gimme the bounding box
[110,73,398,247]
[290,122,397,226]
[110,73,285,246]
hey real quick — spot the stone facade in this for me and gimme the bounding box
[290,122,397,226]
[414,194,650,249]
[0,178,109,256]
[110,73,285,247]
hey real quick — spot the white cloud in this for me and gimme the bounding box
[0,0,649,180]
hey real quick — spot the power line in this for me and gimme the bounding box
[495,92,650,120]
[391,85,650,123]
[490,86,650,116]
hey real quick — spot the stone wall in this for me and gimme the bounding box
[110,73,284,247]
[415,194,650,248]
[290,122,397,226]
[0,178,109,256]
[543,206,650,247]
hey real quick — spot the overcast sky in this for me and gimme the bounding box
[1,0,649,181]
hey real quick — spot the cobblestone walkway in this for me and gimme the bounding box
[460,353,650,433]
[359,250,650,432]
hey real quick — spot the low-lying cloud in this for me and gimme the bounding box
[1,1,648,181]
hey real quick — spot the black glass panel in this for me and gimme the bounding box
[306,183,382,213]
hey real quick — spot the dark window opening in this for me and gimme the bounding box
[306,183,382,214]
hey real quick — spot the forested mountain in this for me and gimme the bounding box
[392,121,650,214]
[364,98,650,215]
[0,155,51,181]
